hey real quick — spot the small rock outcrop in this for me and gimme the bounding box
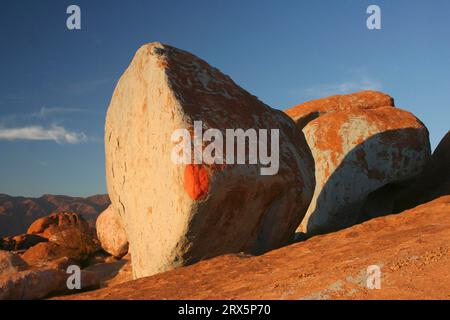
[22,212,100,265]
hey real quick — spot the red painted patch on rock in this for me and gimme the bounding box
[184,165,209,200]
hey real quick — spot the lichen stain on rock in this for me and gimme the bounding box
[184,164,209,200]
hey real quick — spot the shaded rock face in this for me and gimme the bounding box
[393,131,450,211]
[63,196,450,300]
[284,90,395,130]
[84,254,132,288]
[0,234,47,251]
[0,194,110,238]
[285,92,431,235]
[0,251,28,276]
[105,42,315,278]
[96,205,128,258]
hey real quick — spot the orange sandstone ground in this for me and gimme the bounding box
[62,195,450,300]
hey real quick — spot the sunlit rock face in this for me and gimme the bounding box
[285,92,431,235]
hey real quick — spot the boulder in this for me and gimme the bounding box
[27,212,87,235]
[0,237,15,251]
[0,267,100,300]
[105,42,315,278]
[0,250,28,276]
[31,256,77,271]
[96,205,128,258]
[0,234,48,251]
[285,95,431,235]
[21,242,76,265]
[21,234,98,266]
[23,212,100,264]
[285,90,395,129]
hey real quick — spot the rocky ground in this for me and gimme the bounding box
[60,195,450,300]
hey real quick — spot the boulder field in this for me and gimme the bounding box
[0,211,132,300]
[0,43,448,300]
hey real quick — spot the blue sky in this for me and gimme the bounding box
[0,0,449,197]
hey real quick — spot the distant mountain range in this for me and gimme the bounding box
[0,194,110,237]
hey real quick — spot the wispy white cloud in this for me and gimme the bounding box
[301,77,383,100]
[62,78,113,95]
[34,106,83,118]
[0,124,87,144]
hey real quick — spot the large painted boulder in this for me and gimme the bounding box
[285,93,430,235]
[105,42,315,278]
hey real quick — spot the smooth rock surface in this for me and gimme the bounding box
[96,205,128,258]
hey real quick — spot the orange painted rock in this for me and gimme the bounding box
[285,90,395,129]
[105,43,315,278]
[285,93,430,235]
[183,165,209,200]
